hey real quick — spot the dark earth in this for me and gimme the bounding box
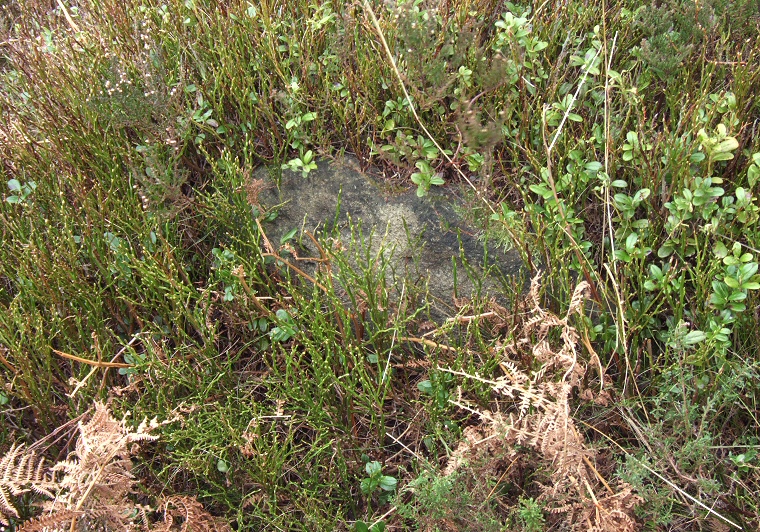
[258,157,525,319]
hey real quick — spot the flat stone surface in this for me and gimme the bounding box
[258,157,524,318]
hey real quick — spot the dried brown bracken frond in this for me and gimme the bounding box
[2,401,162,530]
[152,496,232,532]
[244,177,269,209]
[15,509,82,532]
[0,443,57,525]
[582,482,643,532]
[443,274,642,531]
[46,401,159,529]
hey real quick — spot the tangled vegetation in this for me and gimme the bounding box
[1,0,759,529]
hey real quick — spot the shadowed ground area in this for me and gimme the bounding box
[259,157,524,318]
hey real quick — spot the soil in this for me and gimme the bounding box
[257,156,525,319]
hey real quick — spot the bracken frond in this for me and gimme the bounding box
[0,443,57,524]
[15,509,82,532]
[442,276,642,530]
[152,496,232,532]
[45,401,159,528]
[5,401,163,531]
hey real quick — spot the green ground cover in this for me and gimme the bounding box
[1,0,759,529]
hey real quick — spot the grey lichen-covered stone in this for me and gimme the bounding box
[257,157,524,319]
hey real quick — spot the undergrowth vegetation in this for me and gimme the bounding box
[1,0,759,529]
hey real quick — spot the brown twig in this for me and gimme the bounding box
[53,349,131,369]
[232,265,273,317]
[582,455,614,495]
[0,347,17,374]
[254,218,275,254]
[262,253,328,292]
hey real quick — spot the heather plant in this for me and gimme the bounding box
[0,0,759,529]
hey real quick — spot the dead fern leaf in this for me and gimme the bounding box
[15,509,83,532]
[567,281,590,316]
[3,401,162,530]
[45,401,159,529]
[152,496,232,532]
[580,482,643,532]
[0,443,57,525]
[443,276,642,530]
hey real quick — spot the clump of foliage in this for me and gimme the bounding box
[1,0,759,530]
[634,0,760,81]
[1,402,229,531]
